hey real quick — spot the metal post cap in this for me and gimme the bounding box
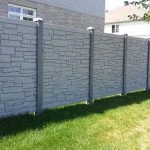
[87,27,95,31]
[33,18,43,22]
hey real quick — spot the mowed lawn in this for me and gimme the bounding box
[0,91,150,150]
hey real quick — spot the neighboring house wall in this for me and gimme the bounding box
[34,0,105,17]
[105,21,150,38]
[0,0,105,32]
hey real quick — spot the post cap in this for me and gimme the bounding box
[87,27,95,31]
[124,34,128,38]
[33,18,43,22]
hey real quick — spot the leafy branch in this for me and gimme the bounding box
[128,0,150,21]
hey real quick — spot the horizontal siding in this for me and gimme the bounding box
[32,0,105,17]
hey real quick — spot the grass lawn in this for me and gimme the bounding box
[0,91,150,150]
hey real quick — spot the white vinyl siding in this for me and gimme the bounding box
[105,21,150,38]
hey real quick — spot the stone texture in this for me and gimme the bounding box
[93,34,124,98]
[0,17,149,119]
[126,37,148,92]
[43,27,89,109]
[0,19,36,118]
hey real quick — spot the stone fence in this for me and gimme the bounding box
[0,17,149,118]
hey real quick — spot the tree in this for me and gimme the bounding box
[128,0,150,22]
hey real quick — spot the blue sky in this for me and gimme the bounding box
[106,0,132,10]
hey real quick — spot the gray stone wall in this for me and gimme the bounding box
[93,34,124,98]
[126,37,148,92]
[43,25,90,108]
[0,18,37,118]
[0,17,149,118]
[0,0,104,32]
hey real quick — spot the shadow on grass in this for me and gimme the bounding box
[0,90,150,138]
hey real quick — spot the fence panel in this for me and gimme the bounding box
[0,18,37,118]
[42,25,90,109]
[126,37,148,93]
[93,34,124,98]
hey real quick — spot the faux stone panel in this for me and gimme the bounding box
[126,38,148,92]
[93,34,124,98]
[43,27,90,109]
[0,20,37,118]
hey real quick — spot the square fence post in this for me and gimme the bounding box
[87,27,95,104]
[33,18,44,114]
[122,34,128,95]
[146,39,150,90]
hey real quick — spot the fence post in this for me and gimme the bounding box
[122,34,128,95]
[146,39,150,90]
[33,18,44,114]
[87,27,95,104]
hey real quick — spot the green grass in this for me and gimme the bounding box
[0,91,150,150]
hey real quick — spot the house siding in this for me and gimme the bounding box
[0,0,104,32]
[105,21,150,38]
[33,0,105,17]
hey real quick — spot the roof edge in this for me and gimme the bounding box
[105,20,143,24]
